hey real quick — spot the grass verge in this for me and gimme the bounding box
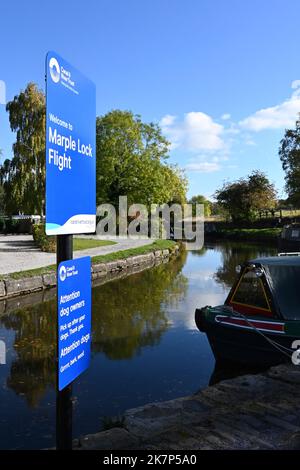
[217,228,281,241]
[2,239,176,280]
[73,238,116,251]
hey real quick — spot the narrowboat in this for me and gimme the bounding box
[278,223,300,252]
[195,255,300,366]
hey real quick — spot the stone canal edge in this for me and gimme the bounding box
[0,245,180,300]
[75,364,300,450]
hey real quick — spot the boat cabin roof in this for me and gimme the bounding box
[249,255,300,267]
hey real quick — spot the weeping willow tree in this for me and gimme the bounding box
[5,83,45,215]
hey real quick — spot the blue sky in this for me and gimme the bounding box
[1,0,300,199]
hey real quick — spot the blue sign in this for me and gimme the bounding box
[46,52,96,235]
[58,256,91,391]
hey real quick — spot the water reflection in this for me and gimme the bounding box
[92,252,188,360]
[1,301,56,407]
[213,242,277,289]
[1,252,188,407]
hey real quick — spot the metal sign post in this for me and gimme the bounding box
[56,234,73,450]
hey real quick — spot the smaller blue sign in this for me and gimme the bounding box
[58,256,91,391]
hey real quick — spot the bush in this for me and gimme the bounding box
[32,223,56,252]
[16,218,33,234]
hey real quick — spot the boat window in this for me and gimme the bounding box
[231,270,270,310]
[266,265,300,320]
[291,229,300,238]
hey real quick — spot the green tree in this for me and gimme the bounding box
[5,83,45,215]
[96,110,187,207]
[214,171,276,223]
[279,120,300,205]
[188,194,211,217]
[4,92,188,215]
[247,171,277,212]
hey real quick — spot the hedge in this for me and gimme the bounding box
[32,224,56,252]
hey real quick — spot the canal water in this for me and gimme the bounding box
[0,242,276,449]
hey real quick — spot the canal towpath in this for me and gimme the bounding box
[0,234,154,275]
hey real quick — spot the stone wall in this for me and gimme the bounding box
[74,363,300,450]
[0,245,180,301]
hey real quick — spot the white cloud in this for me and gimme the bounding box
[239,83,300,131]
[212,155,229,162]
[245,138,256,146]
[160,111,225,152]
[160,114,176,127]
[221,113,231,120]
[291,80,300,89]
[185,161,221,173]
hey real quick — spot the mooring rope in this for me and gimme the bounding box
[213,305,294,360]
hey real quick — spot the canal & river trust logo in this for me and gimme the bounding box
[49,57,61,83]
[59,265,67,282]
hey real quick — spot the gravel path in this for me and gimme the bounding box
[0,235,153,275]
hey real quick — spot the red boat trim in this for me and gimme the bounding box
[228,301,274,318]
[215,315,285,334]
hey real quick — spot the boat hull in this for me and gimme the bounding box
[195,307,297,367]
